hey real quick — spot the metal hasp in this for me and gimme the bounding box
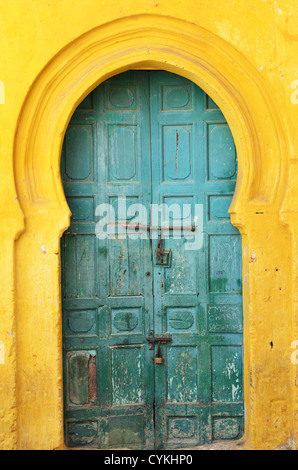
[146,335,172,344]
[154,229,172,267]
[147,335,172,365]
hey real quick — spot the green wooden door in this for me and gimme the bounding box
[61,71,244,449]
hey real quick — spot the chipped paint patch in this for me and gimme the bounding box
[249,250,257,263]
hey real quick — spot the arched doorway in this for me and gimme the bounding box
[13,15,291,450]
[61,70,244,449]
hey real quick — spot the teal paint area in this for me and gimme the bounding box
[61,71,244,449]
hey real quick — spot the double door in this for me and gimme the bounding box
[61,71,244,449]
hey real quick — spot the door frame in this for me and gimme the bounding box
[13,14,294,450]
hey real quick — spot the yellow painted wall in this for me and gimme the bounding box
[0,0,297,450]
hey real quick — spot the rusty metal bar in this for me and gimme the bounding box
[107,222,195,231]
[146,335,172,344]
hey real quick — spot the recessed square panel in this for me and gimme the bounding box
[67,350,97,407]
[167,416,197,440]
[67,196,95,222]
[164,239,197,294]
[111,345,144,405]
[109,237,142,296]
[106,85,137,110]
[208,195,233,221]
[162,125,193,182]
[108,415,145,446]
[207,304,243,333]
[212,416,243,441]
[66,420,98,447]
[211,345,243,403]
[207,124,237,181]
[209,235,242,293]
[167,346,198,402]
[109,196,140,222]
[162,196,194,226]
[65,309,97,336]
[112,308,142,334]
[108,124,138,182]
[166,307,196,332]
[62,235,96,298]
[64,125,94,182]
[162,84,192,111]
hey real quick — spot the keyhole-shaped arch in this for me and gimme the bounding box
[13,15,291,450]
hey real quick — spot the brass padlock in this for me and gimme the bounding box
[154,343,163,364]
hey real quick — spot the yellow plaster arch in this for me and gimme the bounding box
[15,16,288,217]
[13,15,295,450]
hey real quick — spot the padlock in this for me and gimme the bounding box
[154,343,163,364]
